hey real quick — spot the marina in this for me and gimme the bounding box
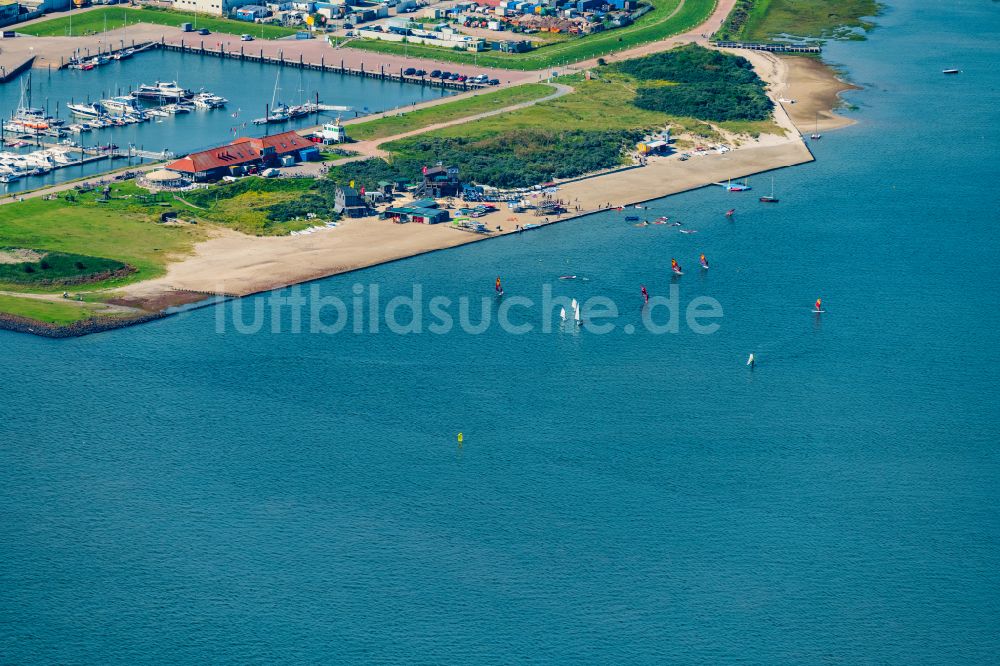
[49,38,491,92]
[0,49,447,193]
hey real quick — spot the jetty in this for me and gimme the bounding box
[50,36,494,92]
[154,39,492,91]
[712,41,822,54]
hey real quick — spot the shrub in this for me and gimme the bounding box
[616,44,774,122]
[633,82,773,121]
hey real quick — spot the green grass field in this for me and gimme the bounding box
[0,249,128,285]
[0,185,200,293]
[173,182,319,235]
[382,71,708,149]
[20,7,298,39]
[393,75,656,139]
[347,0,717,71]
[738,0,879,41]
[0,294,100,325]
[347,84,555,141]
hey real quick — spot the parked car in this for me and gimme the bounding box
[488,78,500,85]
[240,34,254,41]
[414,69,426,76]
[456,75,467,82]
[198,28,211,35]
[404,67,416,76]
[430,69,441,78]
[439,71,451,79]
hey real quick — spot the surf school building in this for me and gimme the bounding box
[384,198,450,224]
[164,131,318,181]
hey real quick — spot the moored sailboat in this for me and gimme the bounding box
[760,176,779,203]
[810,113,822,140]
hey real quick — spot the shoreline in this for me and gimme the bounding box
[0,12,857,338]
[56,138,814,338]
[111,45,821,306]
[776,56,859,133]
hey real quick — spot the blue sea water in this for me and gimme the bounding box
[1,0,999,662]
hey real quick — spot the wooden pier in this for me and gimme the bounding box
[712,41,822,54]
[155,40,490,92]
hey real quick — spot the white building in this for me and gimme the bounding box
[172,0,258,17]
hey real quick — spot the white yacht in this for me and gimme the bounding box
[133,81,191,102]
[191,92,228,109]
[67,101,104,119]
[101,96,143,116]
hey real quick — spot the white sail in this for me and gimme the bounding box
[747,353,755,366]
[560,307,566,321]
[574,302,581,322]
[571,298,578,311]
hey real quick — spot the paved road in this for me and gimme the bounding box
[346,82,574,159]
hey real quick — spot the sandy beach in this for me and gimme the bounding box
[774,56,859,133]
[113,37,840,304]
[2,2,854,318]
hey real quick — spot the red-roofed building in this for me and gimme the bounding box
[164,131,318,181]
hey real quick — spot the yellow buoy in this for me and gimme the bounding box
[457,432,464,446]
